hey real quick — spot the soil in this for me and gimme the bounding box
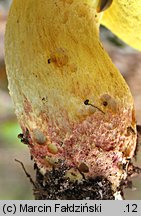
[34,165,115,200]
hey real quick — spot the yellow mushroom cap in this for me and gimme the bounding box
[101,0,141,51]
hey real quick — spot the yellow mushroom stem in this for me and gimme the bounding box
[5,0,136,191]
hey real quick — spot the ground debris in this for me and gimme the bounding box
[34,165,115,200]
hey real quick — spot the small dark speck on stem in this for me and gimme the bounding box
[48,59,51,64]
[84,99,89,105]
[103,101,108,107]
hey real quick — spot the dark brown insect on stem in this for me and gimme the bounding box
[84,99,89,105]
[18,133,23,139]
[18,128,30,145]
[84,99,105,114]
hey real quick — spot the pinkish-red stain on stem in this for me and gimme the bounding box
[20,98,136,186]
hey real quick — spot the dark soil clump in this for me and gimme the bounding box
[34,165,115,200]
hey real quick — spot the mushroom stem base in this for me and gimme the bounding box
[33,165,116,200]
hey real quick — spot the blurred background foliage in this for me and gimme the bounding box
[0,0,141,200]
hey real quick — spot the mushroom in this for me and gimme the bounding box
[5,0,139,199]
[102,0,141,50]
